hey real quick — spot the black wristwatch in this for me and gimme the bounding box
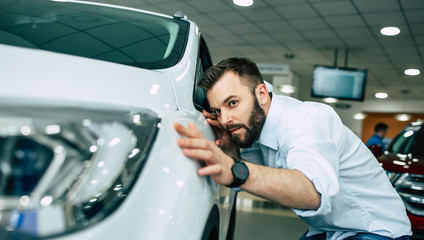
[226,157,249,188]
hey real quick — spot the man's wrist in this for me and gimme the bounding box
[226,157,249,188]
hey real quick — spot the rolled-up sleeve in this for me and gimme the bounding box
[282,104,341,217]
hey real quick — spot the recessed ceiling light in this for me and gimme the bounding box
[279,85,296,94]
[375,92,388,99]
[323,97,337,103]
[380,26,400,36]
[395,114,411,121]
[353,113,367,120]
[233,0,254,7]
[404,69,420,76]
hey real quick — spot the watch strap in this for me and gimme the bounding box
[226,157,249,188]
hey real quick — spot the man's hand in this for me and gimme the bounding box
[202,110,239,158]
[174,122,234,185]
[201,110,229,147]
[174,122,321,210]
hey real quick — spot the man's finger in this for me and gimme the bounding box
[215,139,222,147]
[202,110,217,120]
[187,122,206,138]
[174,122,202,138]
[198,164,223,176]
[174,122,189,136]
[206,118,221,127]
[177,137,209,149]
[181,148,215,162]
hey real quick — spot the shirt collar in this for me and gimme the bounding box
[258,96,283,150]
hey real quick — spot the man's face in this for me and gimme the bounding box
[207,71,266,148]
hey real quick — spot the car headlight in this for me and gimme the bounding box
[0,107,159,238]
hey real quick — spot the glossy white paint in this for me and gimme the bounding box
[164,22,200,115]
[0,44,178,113]
[0,4,236,240]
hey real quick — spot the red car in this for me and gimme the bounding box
[378,119,424,238]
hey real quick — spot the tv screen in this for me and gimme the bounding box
[311,65,367,101]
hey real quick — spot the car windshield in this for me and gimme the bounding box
[389,123,424,157]
[0,0,188,69]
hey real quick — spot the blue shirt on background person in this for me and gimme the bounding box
[366,133,385,151]
[366,122,389,155]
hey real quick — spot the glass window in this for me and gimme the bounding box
[193,37,212,112]
[0,0,189,69]
[390,124,424,156]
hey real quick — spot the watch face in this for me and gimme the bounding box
[233,162,249,180]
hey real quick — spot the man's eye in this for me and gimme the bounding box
[229,100,237,106]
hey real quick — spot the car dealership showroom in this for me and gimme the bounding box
[1,0,424,239]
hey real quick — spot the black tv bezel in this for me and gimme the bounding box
[311,65,368,102]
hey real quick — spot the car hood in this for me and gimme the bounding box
[0,44,178,112]
[378,153,424,175]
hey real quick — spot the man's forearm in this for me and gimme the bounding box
[173,122,320,210]
[241,162,321,210]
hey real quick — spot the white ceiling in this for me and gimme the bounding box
[93,0,424,101]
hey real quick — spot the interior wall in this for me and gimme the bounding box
[306,98,424,138]
[361,112,424,143]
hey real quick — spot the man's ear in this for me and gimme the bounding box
[255,83,270,105]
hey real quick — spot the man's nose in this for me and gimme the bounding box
[220,110,233,125]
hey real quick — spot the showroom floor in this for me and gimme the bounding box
[234,193,308,240]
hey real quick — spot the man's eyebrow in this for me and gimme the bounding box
[223,95,236,104]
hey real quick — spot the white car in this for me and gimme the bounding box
[0,0,237,239]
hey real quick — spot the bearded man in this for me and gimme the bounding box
[174,57,411,240]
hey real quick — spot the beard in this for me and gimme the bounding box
[226,96,266,148]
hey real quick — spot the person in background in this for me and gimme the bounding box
[366,122,389,156]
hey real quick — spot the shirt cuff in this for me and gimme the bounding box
[291,166,338,217]
[230,187,244,192]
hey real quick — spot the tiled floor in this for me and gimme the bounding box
[234,193,308,240]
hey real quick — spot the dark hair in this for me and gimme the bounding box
[198,57,264,94]
[375,122,388,132]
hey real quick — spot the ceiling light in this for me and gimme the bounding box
[380,26,400,36]
[375,92,388,99]
[233,0,254,7]
[353,113,367,120]
[395,114,411,121]
[323,97,337,103]
[404,69,420,76]
[279,85,296,94]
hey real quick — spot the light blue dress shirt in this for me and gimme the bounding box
[241,95,411,239]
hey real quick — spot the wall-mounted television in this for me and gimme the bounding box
[311,65,367,101]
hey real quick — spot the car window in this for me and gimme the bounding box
[193,37,212,112]
[390,124,424,156]
[409,126,424,156]
[0,0,189,69]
